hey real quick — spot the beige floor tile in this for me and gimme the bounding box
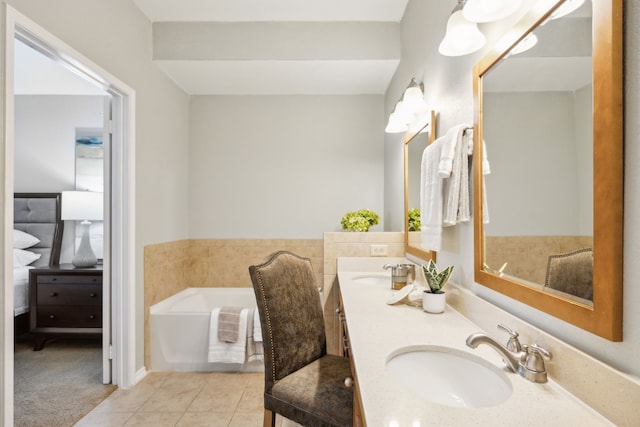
[175,412,234,427]
[161,371,211,389]
[123,411,184,427]
[235,386,264,413]
[139,382,203,412]
[92,382,157,412]
[280,418,304,427]
[139,371,173,388]
[203,371,261,390]
[187,383,243,412]
[74,410,134,427]
[228,410,263,427]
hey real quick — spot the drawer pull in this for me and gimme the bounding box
[89,315,96,320]
[89,293,97,297]
[49,292,58,297]
[49,314,55,319]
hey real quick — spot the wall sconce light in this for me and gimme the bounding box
[509,32,538,55]
[550,0,585,20]
[385,78,429,134]
[463,0,522,23]
[62,191,103,268]
[439,0,486,57]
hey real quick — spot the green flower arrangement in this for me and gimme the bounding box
[422,260,454,294]
[340,209,380,232]
[408,208,421,232]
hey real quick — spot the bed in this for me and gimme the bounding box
[13,193,64,335]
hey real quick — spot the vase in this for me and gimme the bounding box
[422,290,446,313]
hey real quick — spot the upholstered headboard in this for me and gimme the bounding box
[14,193,64,267]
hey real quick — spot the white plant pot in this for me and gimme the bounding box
[422,290,446,313]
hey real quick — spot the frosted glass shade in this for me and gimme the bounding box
[62,191,103,221]
[439,11,486,57]
[510,33,538,55]
[463,0,522,23]
[385,111,409,133]
[402,86,427,111]
[551,0,585,19]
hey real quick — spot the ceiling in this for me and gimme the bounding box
[14,0,409,96]
[131,0,409,22]
[133,0,409,95]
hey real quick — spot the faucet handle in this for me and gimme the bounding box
[526,344,552,362]
[498,324,522,352]
[519,344,552,383]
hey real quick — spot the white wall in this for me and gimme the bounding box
[388,0,640,378]
[14,95,103,191]
[483,91,587,236]
[6,0,191,372]
[189,95,385,238]
[14,94,105,262]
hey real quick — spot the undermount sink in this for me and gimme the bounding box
[352,274,391,286]
[385,345,512,408]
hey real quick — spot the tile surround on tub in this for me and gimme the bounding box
[143,233,405,367]
[144,238,323,369]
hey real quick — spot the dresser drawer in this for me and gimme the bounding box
[36,284,102,306]
[36,306,102,328]
[36,274,102,285]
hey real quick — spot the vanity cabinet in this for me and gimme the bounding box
[338,292,366,426]
[28,264,103,350]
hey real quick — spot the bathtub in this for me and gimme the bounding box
[150,287,264,372]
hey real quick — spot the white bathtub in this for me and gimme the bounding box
[150,287,263,372]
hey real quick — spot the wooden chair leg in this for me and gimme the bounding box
[263,409,275,427]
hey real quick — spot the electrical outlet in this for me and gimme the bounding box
[370,244,388,256]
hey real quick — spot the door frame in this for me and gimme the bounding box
[1,5,137,424]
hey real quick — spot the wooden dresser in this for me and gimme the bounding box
[28,264,103,350]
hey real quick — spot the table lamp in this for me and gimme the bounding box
[61,191,103,267]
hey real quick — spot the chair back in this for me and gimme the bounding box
[249,251,326,392]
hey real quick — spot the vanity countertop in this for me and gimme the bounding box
[337,258,613,426]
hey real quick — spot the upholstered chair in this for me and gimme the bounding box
[545,248,593,300]
[249,251,354,427]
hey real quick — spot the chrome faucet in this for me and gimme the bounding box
[466,324,552,383]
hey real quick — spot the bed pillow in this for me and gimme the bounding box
[13,248,41,267]
[13,229,40,249]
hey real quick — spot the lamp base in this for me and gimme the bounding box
[72,221,98,268]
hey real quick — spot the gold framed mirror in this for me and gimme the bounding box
[404,110,437,262]
[473,0,622,341]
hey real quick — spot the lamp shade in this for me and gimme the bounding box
[439,10,486,56]
[61,191,104,221]
[385,111,409,133]
[463,0,522,23]
[551,0,585,19]
[510,33,538,55]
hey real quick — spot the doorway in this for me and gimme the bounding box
[2,5,137,425]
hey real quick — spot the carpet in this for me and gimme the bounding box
[14,336,117,427]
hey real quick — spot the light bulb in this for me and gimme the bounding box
[463,0,523,23]
[439,10,486,57]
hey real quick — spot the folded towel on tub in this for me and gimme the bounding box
[247,308,264,362]
[218,306,244,343]
[252,308,262,342]
[208,307,249,364]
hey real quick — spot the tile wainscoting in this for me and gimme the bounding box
[143,233,403,368]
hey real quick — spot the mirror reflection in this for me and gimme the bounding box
[473,0,623,341]
[404,112,436,261]
[482,1,594,304]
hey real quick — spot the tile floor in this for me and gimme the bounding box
[75,371,299,427]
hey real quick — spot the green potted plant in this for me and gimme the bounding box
[340,209,380,232]
[421,260,454,313]
[407,208,421,231]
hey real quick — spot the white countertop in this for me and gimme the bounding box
[337,260,613,426]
